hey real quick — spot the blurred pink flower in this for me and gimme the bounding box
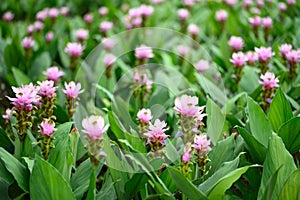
[82,115,109,140]
[259,72,279,89]
[48,8,59,19]
[177,45,188,57]
[195,106,207,126]
[228,36,244,51]
[63,81,84,99]
[215,10,228,23]
[43,66,64,82]
[135,45,154,60]
[64,42,83,58]
[140,5,154,17]
[174,94,199,117]
[262,17,272,29]
[103,54,116,67]
[286,50,299,64]
[76,29,89,41]
[98,7,109,16]
[129,8,142,18]
[192,134,211,157]
[178,9,189,21]
[187,24,199,36]
[144,119,169,145]
[137,108,153,124]
[195,60,209,73]
[2,109,13,121]
[224,0,238,7]
[230,52,248,67]
[151,0,165,4]
[34,21,44,32]
[279,44,292,58]
[100,21,113,33]
[45,31,54,42]
[249,16,261,27]
[22,37,35,50]
[38,80,58,98]
[36,9,48,21]
[278,2,287,11]
[243,0,253,8]
[255,46,274,63]
[27,25,35,35]
[2,11,14,22]
[132,17,143,27]
[102,37,115,51]
[246,51,258,64]
[39,120,56,136]
[182,146,192,163]
[60,7,69,16]
[84,13,93,24]
[286,0,296,5]
[183,0,195,7]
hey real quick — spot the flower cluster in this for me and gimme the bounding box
[132,70,153,106]
[279,44,300,80]
[124,4,154,29]
[63,81,84,118]
[259,72,279,110]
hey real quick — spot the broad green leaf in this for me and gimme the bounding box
[0,128,14,153]
[258,134,296,200]
[96,175,117,200]
[29,52,51,80]
[30,156,75,200]
[12,67,31,86]
[259,166,282,200]
[0,147,29,192]
[206,98,225,145]
[208,165,252,199]
[125,173,148,199]
[278,117,300,153]
[167,166,208,200]
[278,169,300,200]
[237,127,267,164]
[0,159,14,185]
[247,97,272,147]
[268,89,293,132]
[108,111,126,140]
[240,66,260,94]
[86,171,96,200]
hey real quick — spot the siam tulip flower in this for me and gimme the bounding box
[195,106,207,126]
[187,24,199,38]
[38,80,58,99]
[60,7,69,16]
[182,146,192,163]
[256,0,264,8]
[286,0,296,5]
[82,115,109,140]
[98,7,109,16]
[27,25,35,35]
[246,51,258,65]
[76,29,89,41]
[278,2,287,12]
[131,17,143,27]
[102,37,115,51]
[39,120,56,136]
[230,52,248,67]
[177,45,188,57]
[45,31,54,42]
[262,17,272,29]
[251,7,261,15]
[174,94,199,117]
[2,11,14,22]
[43,66,64,82]
[286,50,299,64]
[183,0,195,7]
[228,36,244,51]
[64,42,83,58]
[84,13,93,24]
[137,108,152,124]
[243,0,253,8]
[2,109,13,121]
[192,134,211,157]
[279,44,292,59]
[259,72,279,89]
[36,9,48,21]
[139,5,154,17]
[144,119,169,146]
[225,0,238,7]
[99,21,113,33]
[255,46,274,63]
[215,9,228,23]
[249,16,261,28]
[135,45,154,61]
[178,8,189,21]
[129,8,142,18]
[152,0,165,4]
[63,81,84,99]
[34,21,44,32]
[22,37,35,50]
[195,60,209,73]
[48,8,59,19]
[104,54,117,67]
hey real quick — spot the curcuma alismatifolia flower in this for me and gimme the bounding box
[137,108,153,137]
[65,42,83,59]
[259,72,279,110]
[76,29,89,42]
[38,119,56,160]
[135,45,154,62]
[37,80,58,119]
[22,37,35,50]
[43,66,64,82]
[193,134,211,175]
[228,36,244,52]
[230,52,248,83]
[195,60,209,74]
[3,11,14,22]
[104,54,117,78]
[63,81,84,118]
[255,46,274,73]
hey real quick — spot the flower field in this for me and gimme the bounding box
[0,0,300,199]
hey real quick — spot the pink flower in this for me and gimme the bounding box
[279,44,292,58]
[102,38,115,51]
[132,71,153,90]
[45,31,54,42]
[98,7,109,16]
[225,0,238,6]
[48,8,59,19]
[64,42,83,58]
[100,21,113,33]
[246,51,258,64]
[192,134,211,157]
[228,36,244,51]
[183,0,195,7]
[7,83,40,111]
[38,80,58,98]
[34,21,44,32]
[60,7,69,16]
[139,5,154,17]
[2,11,14,22]
[187,24,199,36]
[103,54,116,67]
[129,8,142,18]
[259,72,279,89]
[174,94,199,117]
[215,10,228,23]
[286,50,299,64]
[151,0,165,4]
[195,60,209,73]
[27,25,35,35]
[84,13,93,24]
[182,146,192,163]
[262,17,272,29]
[278,2,287,11]
[135,45,154,60]
[132,17,143,27]
[230,52,248,67]
[22,37,35,50]
[39,120,56,136]
[255,46,274,63]
[76,29,89,41]
[249,16,261,27]
[243,0,253,8]
[256,0,264,7]
[178,9,189,21]
[195,106,207,126]
[286,0,296,5]
[82,115,109,140]
[63,81,84,99]
[137,108,152,124]
[36,9,48,21]
[177,45,188,57]
[43,66,64,82]
[144,119,169,145]
[2,109,13,121]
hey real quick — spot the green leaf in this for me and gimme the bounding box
[0,159,14,185]
[247,97,272,147]
[29,52,51,80]
[167,166,208,200]
[207,165,252,199]
[240,66,260,94]
[30,156,75,200]
[86,171,96,200]
[278,117,300,153]
[259,166,282,200]
[108,111,126,140]
[237,127,267,164]
[0,147,29,192]
[206,98,225,145]
[12,67,31,86]
[278,169,300,200]
[96,175,117,200]
[125,173,148,199]
[268,89,293,132]
[0,128,14,153]
[258,134,297,200]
